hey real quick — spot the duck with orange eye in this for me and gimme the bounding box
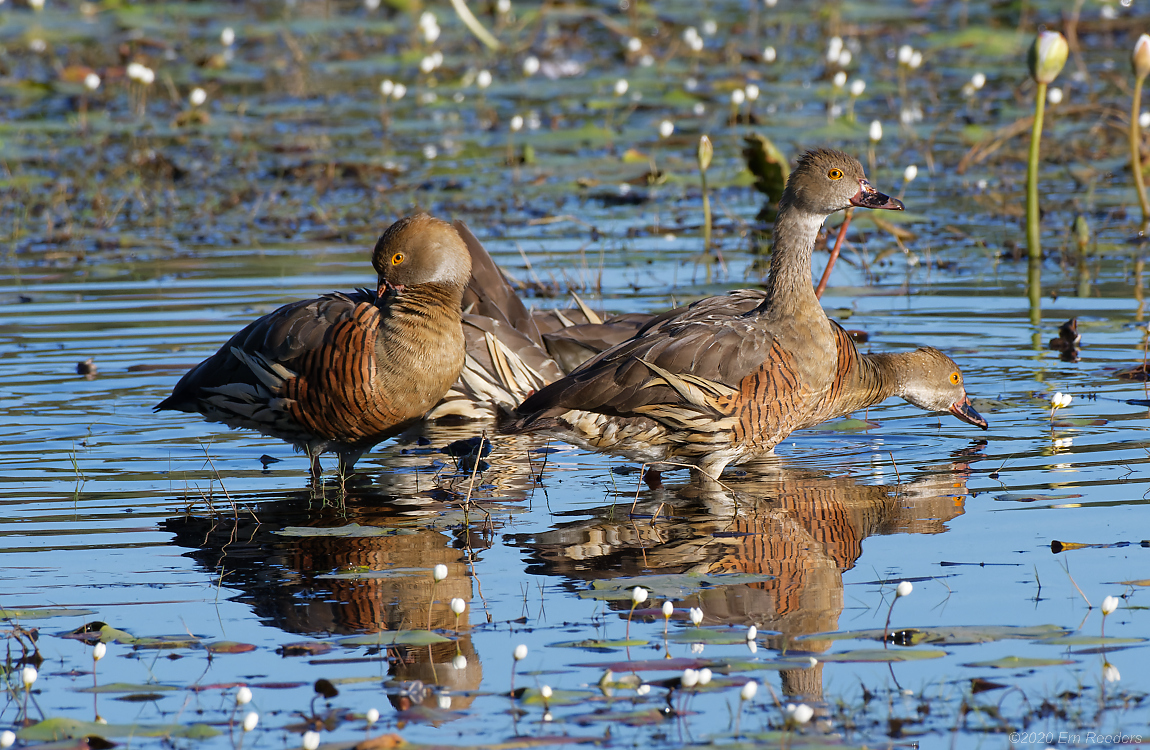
[157,213,472,481]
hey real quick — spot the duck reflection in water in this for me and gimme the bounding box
[510,442,985,701]
[162,429,555,724]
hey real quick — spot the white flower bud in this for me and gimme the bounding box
[302,731,320,750]
[896,581,913,598]
[850,79,866,97]
[93,642,107,661]
[522,56,540,76]
[242,712,258,732]
[740,680,758,700]
[833,71,846,88]
[898,45,913,64]
[1102,595,1119,615]
[763,46,776,63]
[689,607,703,626]
[869,120,883,142]
[658,120,674,138]
[631,586,649,603]
[236,686,252,705]
[904,164,918,182]
[680,669,698,688]
[21,667,36,689]
[221,27,235,46]
[476,70,492,89]
[433,564,448,581]
[513,644,528,661]
[190,87,207,106]
[971,72,986,90]
[614,78,628,96]
[366,708,379,724]
[662,601,674,618]
[0,731,14,748]
[1047,86,1063,104]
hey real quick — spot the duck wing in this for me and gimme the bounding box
[513,297,778,425]
[155,290,375,412]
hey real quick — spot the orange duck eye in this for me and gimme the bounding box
[391,252,404,265]
[827,168,843,180]
[949,372,961,385]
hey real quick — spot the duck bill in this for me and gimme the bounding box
[850,180,904,210]
[376,279,405,298]
[949,396,988,430]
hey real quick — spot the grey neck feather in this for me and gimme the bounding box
[762,198,833,317]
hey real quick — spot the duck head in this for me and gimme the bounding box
[782,148,904,216]
[372,213,473,298]
[898,347,988,430]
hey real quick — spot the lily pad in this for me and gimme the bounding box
[0,608,95,620]
[667,627,765,645]
[20,718,219,741]
[817,649,947,663]
[963,656,1077,669]
[76,683,178,695]
[581,572,773,600]
[206,641,257,654]
[549,639,649,650]
[1036,635,1145,647]
[567,708,667,726]
[338,630,452,647]
[798,624,1068,645]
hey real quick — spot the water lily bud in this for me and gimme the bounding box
[658,120,674,138]
[420,56,436,74]
[242,712,258,732]
[302,731,320,750]
[452,654,467,669]
[476,70,492,89]
[497,0,511,12]
[792,704,814,724]
[1141,111,1150,128]
[904,164,918,182]
[522,56,540,76]
[433,564,448,581]
[451,597,466,615]
[896,581,913,598]
[614,78,628,96]
[850,79,866,97]
[833,71,846,88]
[84,73,101,91]
[236,686,252,705]
[662,601,674,618]
[1104,662,1121,682]
[1102,595,1119,615]
[1028,31,1069,85]
[697,668,712,685]
[697,135,713,171]
[898,44,913,64]
[0,731,14,748]
[680,669,699,688]
[392,83,406,100]
[689,607,703,626]
[1047,86,1063,104]
[627,37,642,53]
[740,680,758,700]
[747,640,758,654]
[513,644,528,661]
[1134,34,1150,79]
[909,50,922,69]
[636,684,651,695]
[380,79,394,97]
[510,115,524,132]
[869,120,883,142]
[221,27,235,46]
[540,685,552,699]
[702,19,717,36]
[827,36,843,63]
[190,87,207,107]
[839,49,852,67]
[763,46,776,63]
[631,586,649,604]
[731,89,745,105]
[745,84,760,101]
[21,667,36,689]
[93,642,107,661]
[366,708,380,725]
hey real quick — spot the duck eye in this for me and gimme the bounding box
[949,372,961,385]
[828,168,843,180]
[391,252,404,265]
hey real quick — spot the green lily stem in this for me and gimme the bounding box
[701,169,711,252]
[1131,73,1149,234]
[1027,81,1047,260]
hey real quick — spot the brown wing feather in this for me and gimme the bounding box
[156,290,374,411]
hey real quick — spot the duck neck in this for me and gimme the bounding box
[762,197,832,317]
[839,351,905,414]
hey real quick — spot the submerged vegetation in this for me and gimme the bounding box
[2,0,1150,748]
